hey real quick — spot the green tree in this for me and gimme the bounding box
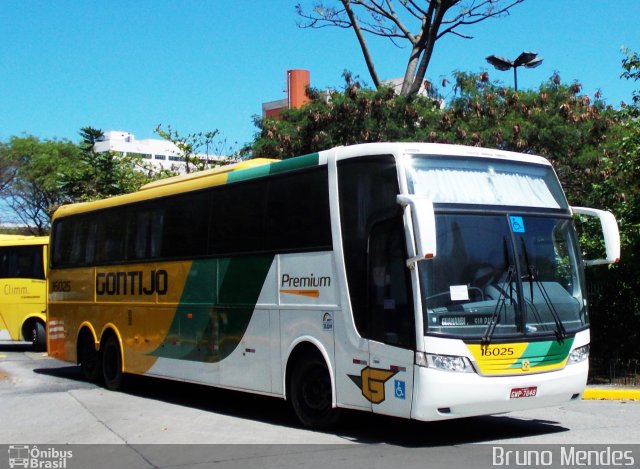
[250,70,614,172]
[579,50,640,366]
[250,71,442,158]
[621,47,640,106]
[0,136,81,234]
[154,124,225,173]
[58,127,155,202]
[0,128,162,233]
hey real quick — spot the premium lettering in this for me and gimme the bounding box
[281,273,331,288]
[96,270,168,296]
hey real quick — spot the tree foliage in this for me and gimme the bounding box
[0,136,81,234]
[621,47,640,106]
[252,70,614,175]
[0,128,157,233]
[296,0,523,96]
[582,51,640,363]
[154,124,222,173]
[58,127,153,202]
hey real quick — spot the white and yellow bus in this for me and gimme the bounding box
[0,234,48,350]
[47,143,620,428]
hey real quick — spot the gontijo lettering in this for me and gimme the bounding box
[96,270,168,295]
[281,273,331,288]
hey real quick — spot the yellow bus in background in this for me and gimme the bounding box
[0,235,48,350]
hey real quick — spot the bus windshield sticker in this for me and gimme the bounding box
[450,285,469,302]
[509,216,526,233]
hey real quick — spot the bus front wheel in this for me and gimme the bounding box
[101,335,124,391]
[289,353,340,429]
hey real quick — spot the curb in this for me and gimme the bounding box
[583,388,640,401]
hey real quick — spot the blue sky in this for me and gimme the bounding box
[1,0,638,152]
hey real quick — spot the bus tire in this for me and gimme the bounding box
[78,331,101,383]
[101,334,124,391]
[289,352,340,429]
[30,320,46,352]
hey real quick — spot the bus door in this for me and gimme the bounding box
[366,218,415,418]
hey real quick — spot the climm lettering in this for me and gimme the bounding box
[4,285,28,295]
[281,273,331,288]
[96,270,168,296]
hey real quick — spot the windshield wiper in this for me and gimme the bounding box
[482,265,514,345]
[520,238,567,343]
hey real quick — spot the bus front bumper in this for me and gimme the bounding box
[411,360,588,421]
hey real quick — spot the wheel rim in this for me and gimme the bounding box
[300,365,331,412]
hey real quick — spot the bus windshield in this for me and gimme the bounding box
[406,156,585,340]
[417,213,586,339]
[405,155,568,209]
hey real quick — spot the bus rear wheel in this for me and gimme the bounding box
[30,321,46,352]
[289,353,340,429]
[79,332,101,383]
[101,335,124,391]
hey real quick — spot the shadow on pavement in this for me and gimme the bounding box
[33,365,568,446]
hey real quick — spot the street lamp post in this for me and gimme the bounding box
[485,51,543,91]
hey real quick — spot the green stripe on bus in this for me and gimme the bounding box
[150,254,274,362]
[227,153,320,183]
[509,337,574,369]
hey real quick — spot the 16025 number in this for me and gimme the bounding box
[480,346,515,357]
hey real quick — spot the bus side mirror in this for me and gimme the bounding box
[572,206,621,266]
[397,195,437,262]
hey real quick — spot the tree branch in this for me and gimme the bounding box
[296,0,526,96]
[342,0,382,87]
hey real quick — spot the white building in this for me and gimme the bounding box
[93,131,227,174]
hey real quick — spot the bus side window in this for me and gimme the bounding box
[368,218,415,348]
[338,154,413,345]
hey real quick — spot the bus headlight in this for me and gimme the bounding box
[568,344,589,364]
[416,352,475,373]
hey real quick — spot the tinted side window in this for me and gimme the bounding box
[51,220,73,267]
[161,191,210,258]
[210,180,267,255]
[95,210,127,264]
[210,167,331,256]
[338,155,401,338]
[0,246,45,280]
[266,167,331,252]
[126,205,163,261]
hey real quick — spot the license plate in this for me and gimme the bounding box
[510,386,537,399]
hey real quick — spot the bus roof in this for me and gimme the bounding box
[138,158,278,191]
[0,234,49,247]
[332,142,553,167]
[51,142,554,221]
[51,152,322,221]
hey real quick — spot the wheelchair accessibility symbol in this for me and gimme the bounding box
[394,379,406,400]
[509,216,526,233]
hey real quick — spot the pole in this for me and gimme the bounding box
[513,66,518,92]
